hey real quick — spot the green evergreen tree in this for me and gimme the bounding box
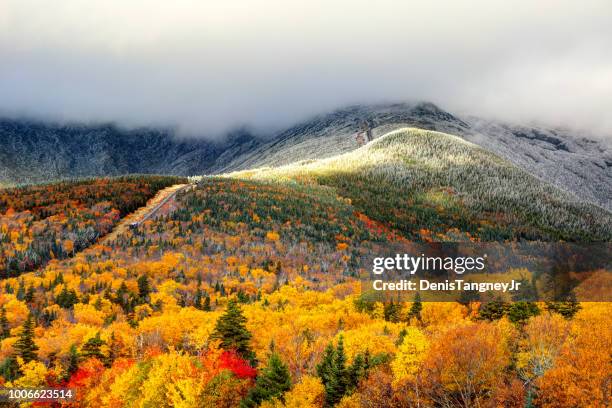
[329,336,348,404]
[137,275,150,302]
[13,314,38,363]
[0,357,20,381]
[53,272,64,286]
[478,299,508,321]
[383,301,401,322]
[511,277,538,302]
[507,301,541,325]
[210,299,256,366]
[203,295,212,311]
[546,291,581,319]
[16,280,25,301]
[347,353,367,391]
[408,292,423,321]
[395,328,408,347]
[317,336,351,406]
[0,307,10,340]
[104,332,121,367]
[64,344,79,381]
[56,285,78,309]
[24,285,35,303]
[317,343,336,392]
[237,290,250,304]
[81,332,106,361]
[241,353,291,407]
[115,282,129,306]
[194,288,203,309]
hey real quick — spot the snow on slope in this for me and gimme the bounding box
[215,103,611,210]
[1,103,610,211]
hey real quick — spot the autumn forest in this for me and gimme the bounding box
[0,130,610,408]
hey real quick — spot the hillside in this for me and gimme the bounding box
[0,149,608,406]
[1,103,610,211]
[0,175,185,277]
[229,128,612,242]
[0,120,259,184]
[217,103,612,211]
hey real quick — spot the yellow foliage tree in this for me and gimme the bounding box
[391,327,428,385]
[283,375,325,408]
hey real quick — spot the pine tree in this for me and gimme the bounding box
[348,349,372,391]
[317,343,336,390]
[0,357,20,381]
[24,285,35,303]
[317,336,350,406]
[241,353,291,407]
[0,307,10,340]
[194,288,203,309]
[507,301,540,325]
[203,295,212,311]
[81,332,106,361]
[104,332,122,367]
[115,282,129,307]
[137,275,150,302]
[511,277,538,302]
[546,291,581,319]
[16,280,25,301]
[237,290,250,304]
[409,292,423,321]
[13,314,38,363]
[53,272,64,287]
[396,328,408,347]
[478,299,508,321]
[328,336,348,404]
[210,299,256,366]
[56,285,78,309]
[458,284,480,305]
[64,344,79,381]
[383,301,401,322]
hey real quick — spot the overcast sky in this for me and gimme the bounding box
[1,0,611,138]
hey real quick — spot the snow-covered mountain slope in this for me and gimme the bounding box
[463,118,611,211]
[1,102,610,210]
[0,120,260,184]
[229,127,612,241]
[215,103,611,210]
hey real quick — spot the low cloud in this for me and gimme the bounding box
[1,0,611,139]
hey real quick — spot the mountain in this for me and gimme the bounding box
[230,127,612,242]
[0,120,255,184]
[216,103,612,211]
[4,132,609,408]
[1,102,610,210]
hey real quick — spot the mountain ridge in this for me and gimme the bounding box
[1,102,610,210]
[229,127,611,241]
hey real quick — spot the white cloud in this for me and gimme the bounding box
[1,0,611,137]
